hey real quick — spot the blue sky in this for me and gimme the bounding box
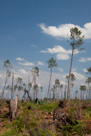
[0,0,91,97]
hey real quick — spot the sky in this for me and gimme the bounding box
[0,0,91,98]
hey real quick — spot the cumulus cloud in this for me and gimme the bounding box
[39,22,91,39]
[41,45,72,54]
[37,61,44,66]
[78,57,91,62]
[41,45,79,60]
[18,62,34,66]
[64,71,86,81]
[0,75,2,78]
[18,69,28,75]
[60,81,66,85]
[57,53,69,60]
[16,57,24,61]
[72,72,86,80]
[83,68,88,73]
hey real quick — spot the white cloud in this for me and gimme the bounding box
[78,57,91,62]
[41,45,72,54]
[58,68,64,72]
[60,81,66,85]
[64,71,86,81]
[39,22,91,39]
[37,61,44,66]
[41,45,79,60]
[57,53,69,60]
[18,69,28,75]
[16,57,24,61]
[14,74,22,78]
[83,68,88,73]
[0,74,2,78]
[39,23,74,38]
[72,71,86,80]
[18,62,34,66]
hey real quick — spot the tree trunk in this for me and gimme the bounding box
[87,85,88,100]
[88,83,90,100]
[2,71,8,98]
[19,90,20,100]
[81,90,82,100]
[64,85,67,99]
[47,67,52,100]
[36,90,37,99]
[28,76,30,95]
[11,73,14,99]
[61,88,62,99]
[67,47,74,101]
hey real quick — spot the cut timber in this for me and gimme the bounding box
[6,94,18,121]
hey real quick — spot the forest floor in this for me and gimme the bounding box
[0,99,91,136]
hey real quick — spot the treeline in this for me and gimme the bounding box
[0,27,91,101]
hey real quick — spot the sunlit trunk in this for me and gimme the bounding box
[47,67,52,100]
[2,70,8,98]
[11,73,14,99]
[67,47,74,101]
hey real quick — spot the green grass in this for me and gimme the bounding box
[18,101,59,112]
[1,100,91,136]
[1,128,23,136]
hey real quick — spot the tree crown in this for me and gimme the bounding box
[80,85,86,91]
[68,27,84,50]
[3,60,12,69]
[47,57,58,68]
[31,67,39,76]
[87,67,91,74]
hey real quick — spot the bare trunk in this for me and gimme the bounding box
[39,90,42,100]
[58,88,60,100]
[36,90,37,99]
[47,67,52,100]
[53,90,55,101]
[65,85,67,99]
[67,47,74,101]
[81,90,82,100]
[19,90,20,100]
[28,76,30,94]
[88,83,90,100]
[87,89,88,100]
[2,70,8,98]
[61,88,62,99]
[15,94,18,110]
[11,73,14,99]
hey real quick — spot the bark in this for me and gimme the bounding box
[28,76,30,94]
[64,87,66,99]
[61,88,62,99]
[88,83,90,100]
[67,47,74,101]
[36,90,37,99]
[19,90,20,100]
[11,73,14,99]
[81,90,82,100]
[47,67,52,100]
[2,71,8,98]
